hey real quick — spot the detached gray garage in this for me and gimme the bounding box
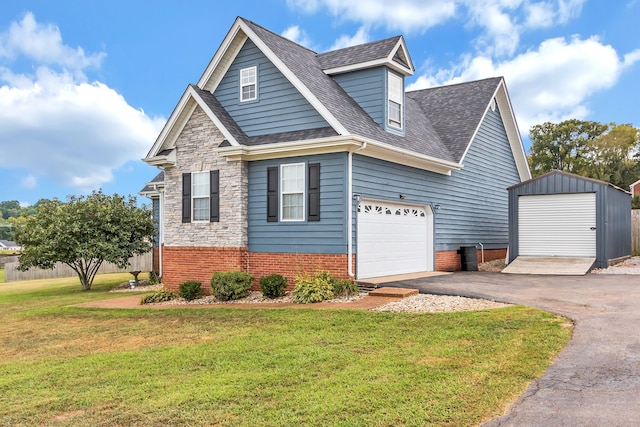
[507,170,631,270]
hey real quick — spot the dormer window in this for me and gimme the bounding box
[388,71,403,129]
[240,66,257,102]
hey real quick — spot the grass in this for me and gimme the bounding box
[0,273,572,426]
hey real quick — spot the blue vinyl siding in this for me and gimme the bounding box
[214,39,328,136]
[333,67,386,127]
[353,105,521,251]
[248,153,348,254]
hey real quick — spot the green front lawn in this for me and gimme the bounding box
[0,274,571,426]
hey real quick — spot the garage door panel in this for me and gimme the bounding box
[519,193,596,257]
[357,201,431,279]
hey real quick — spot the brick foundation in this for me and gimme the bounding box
[435,248,506,271]
[162,246,247,293]
[247,252,354,290]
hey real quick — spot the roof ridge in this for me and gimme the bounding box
[316,35,402,57]
[406,76,503,95]
[238,16,319,55]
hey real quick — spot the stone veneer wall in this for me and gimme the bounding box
[163,106,248,248]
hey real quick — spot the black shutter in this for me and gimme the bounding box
[308,163,320,221]
[267,167,278,222]
[182,173,191,223]
[210,170,219,222]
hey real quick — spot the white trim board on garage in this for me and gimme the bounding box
[356,200,434,279]
[503,256,596,275]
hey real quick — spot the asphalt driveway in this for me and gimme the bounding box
[389,272,640,427]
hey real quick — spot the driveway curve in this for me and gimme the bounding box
[390,272,640,427]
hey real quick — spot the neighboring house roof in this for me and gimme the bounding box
[139,171,165,197]
[145,16,530,180]
[0,240,19,248]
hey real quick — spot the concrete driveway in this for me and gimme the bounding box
[388,272,640,427]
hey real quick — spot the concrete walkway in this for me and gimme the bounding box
[387,272,640,427]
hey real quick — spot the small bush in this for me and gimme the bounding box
[260,274,288,299]
[179,281,204,301]
[332,278,359,297]
[292,270,335,303]
[140,290,178,304]
[211,271,253,301]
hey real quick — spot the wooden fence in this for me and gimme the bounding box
[4,253,152,282]
[633,210,640,256]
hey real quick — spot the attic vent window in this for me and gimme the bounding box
[388,71,403,129]
[240,66,257,102]
[490,97,497,112]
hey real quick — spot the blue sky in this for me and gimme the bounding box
[1,0,638,206]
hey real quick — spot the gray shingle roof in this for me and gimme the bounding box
[196,18,503,165]
[316,36,402,70]
[406,77,502,161]
[139,171,164,194]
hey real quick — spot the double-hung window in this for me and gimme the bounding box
[240,66,257,102]
[280,163,305,221]
[388,71,403,129]
[191,171,210,222]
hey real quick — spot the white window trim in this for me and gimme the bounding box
[388,71,403,130]
[192,171,210,223]
[280,163,305,222]
[240,66,257,102]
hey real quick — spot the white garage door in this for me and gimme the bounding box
[518,193,596,257]
[357,201,432,279]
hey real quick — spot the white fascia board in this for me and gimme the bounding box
[458,79,531,182]
[388,37,415,75]
[196,18,244,89]
[219,137,363,161]
[145,85,199,159]
[238,20,349,136]
[495,80,531,181]
[219,134,461,175]
[323,57,413,76]
[355,136,461,176]
[188,86,240,146]
[144,149,176,167]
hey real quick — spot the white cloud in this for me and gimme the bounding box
[286,0,457,33]
[0,13,164,193]
[281,25,315,49]
[408,36,640,134]
[21,175,37,190]
[330,27,371,50]
[0,12,105,73]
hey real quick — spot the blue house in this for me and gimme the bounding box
[142,17,530,290]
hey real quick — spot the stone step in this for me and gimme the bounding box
[367,287,419,298]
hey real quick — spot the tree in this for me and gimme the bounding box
[528,120,640,189]
[14,191,155,290]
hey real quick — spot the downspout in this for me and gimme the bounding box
[348,142,367,278]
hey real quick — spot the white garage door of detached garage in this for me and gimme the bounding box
[518,193,596,257]
[357,201,433,279]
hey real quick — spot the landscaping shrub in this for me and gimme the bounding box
[179,281,204,301]
[292,270,336,303]
[332,278,359,297]
[140,290,178,304]
[211,271,253,301]
[260,274,288,299]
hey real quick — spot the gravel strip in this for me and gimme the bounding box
[371,294,511,313]
[592,256,640,274]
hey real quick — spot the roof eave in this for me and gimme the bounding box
[143,150,176,167]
